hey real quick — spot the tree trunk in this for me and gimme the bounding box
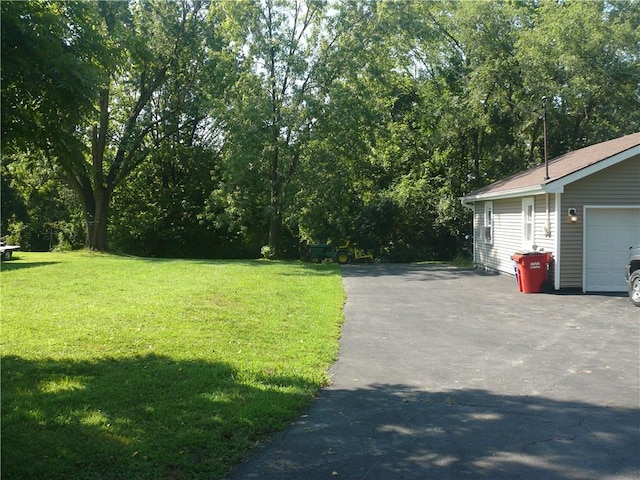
[78,181,111,251]
[90,188,110,251]
[86,207,108,251]
[268,157,283,256]
[268,208,282,257]
[81,87,112,252]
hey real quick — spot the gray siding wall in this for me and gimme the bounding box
[532,194,557,254]
[474,195,557,275]
[474,199,520,273]
[559,155,640,288]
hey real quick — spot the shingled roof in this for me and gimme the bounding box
[462,132,640,202]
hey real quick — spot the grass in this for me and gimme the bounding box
[1,251,345,480]
[450,255,475,268]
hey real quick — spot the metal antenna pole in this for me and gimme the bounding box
[542,96,549,181]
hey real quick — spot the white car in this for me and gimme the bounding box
[626,245,640,307]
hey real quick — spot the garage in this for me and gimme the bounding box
[584,207,640,292]
[461,133,640,292]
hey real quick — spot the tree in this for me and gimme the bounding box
[323,0,639,260]
[109,137,223,258]
[517,0,640,155]
[5,0,639,260]
[107,1,232,257]
[1,154,84,251]
[1,1,103,248]
[292,0,399,246]
[214,0,352,257]
[75,0,223,251]
[3,0,223,251]
[1,1,103,153]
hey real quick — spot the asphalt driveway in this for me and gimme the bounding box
[227,264,639,480]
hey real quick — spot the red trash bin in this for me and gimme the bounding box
[511,252,553,293]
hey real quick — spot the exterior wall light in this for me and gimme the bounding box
[568,208,578,223]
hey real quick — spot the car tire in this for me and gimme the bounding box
[629,270,640,307]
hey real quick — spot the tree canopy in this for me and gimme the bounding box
[3,0,639,260]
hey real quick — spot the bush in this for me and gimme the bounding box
[260,245,274,259]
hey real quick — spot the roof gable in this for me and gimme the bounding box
[462,132,640,202]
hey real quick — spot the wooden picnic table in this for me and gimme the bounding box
[0,242,20,260]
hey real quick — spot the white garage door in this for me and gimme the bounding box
[584,207,640,292]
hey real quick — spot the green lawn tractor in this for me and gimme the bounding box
[334,240,375,264]
[307,244,335,263]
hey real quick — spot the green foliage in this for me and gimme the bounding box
[260,245,274,259]
[3,220,25,247]
[2,0,231,252]
[516,0,640,152]
[290,0,638,261]
[0,0,105,152]
[1,153,84,251]
[4,0,639,261]
[109,140,221,258]
[1,252,345,479]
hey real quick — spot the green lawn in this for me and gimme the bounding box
[1,252,345,480]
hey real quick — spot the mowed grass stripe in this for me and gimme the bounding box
[1,252,345,480]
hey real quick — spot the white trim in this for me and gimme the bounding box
[483,201,494,244]
[554,193,561,290]
[461,185,545,204]
[471,202,477,265]
[582,205,640,293]
[522,197,535,250]
[472,203,477,265]
[546,146,640,194]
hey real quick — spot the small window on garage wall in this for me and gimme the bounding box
[522,197,534,250]
[484,201,493,244]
